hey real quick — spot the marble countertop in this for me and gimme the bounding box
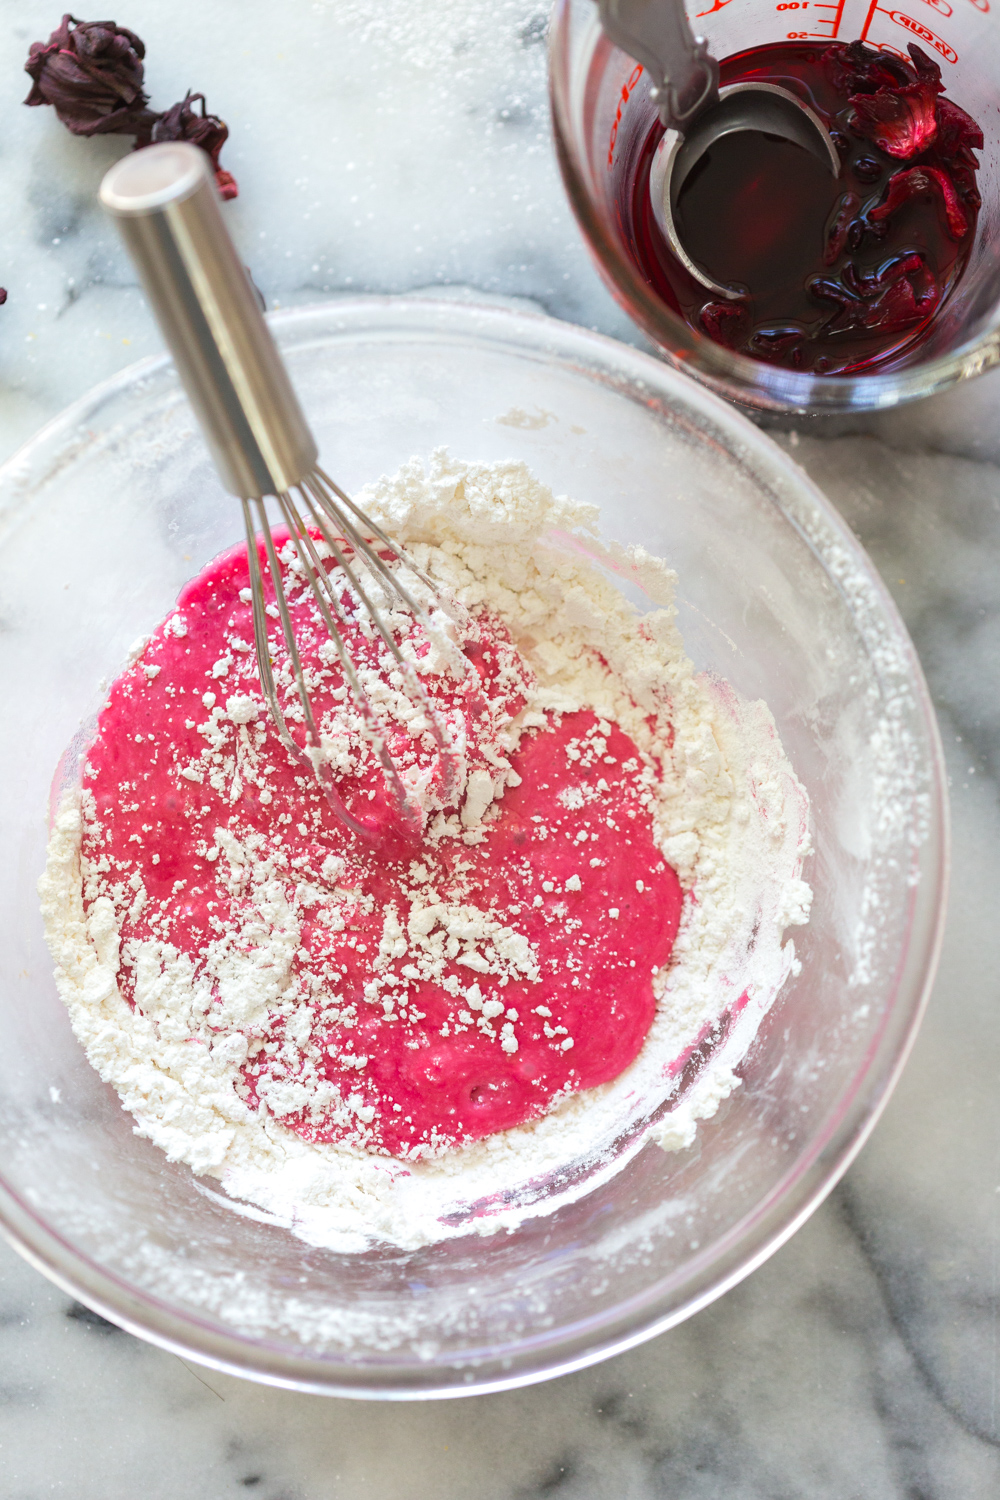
[2,2,999,1495]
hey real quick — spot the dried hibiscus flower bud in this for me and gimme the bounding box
[24,18,237,200]
[0,289,7,305]
[24,13,154,138]
[870,166,969,240]
[148,92,238,200]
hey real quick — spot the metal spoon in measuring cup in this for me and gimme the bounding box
[596,0,841,299]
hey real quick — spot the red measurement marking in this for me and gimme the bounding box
[696,0,737,14]
[915,0,953,17]
[886,10,958,57]
[861,0,959,51]
[809,0,848,35]
[968,0,988,11]
[607,64,644,168]
[859,0,881,37]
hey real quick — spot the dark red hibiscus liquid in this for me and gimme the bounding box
[622,40,983,374]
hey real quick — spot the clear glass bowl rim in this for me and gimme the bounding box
[0,295,950,1398]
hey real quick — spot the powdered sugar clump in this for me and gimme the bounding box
[39,452,811,1252]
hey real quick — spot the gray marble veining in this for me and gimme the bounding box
[2,1,999,1495]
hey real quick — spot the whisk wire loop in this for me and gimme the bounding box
[273,488,419,826]
[241,498,295,755]
[295,478,462,801]
[305,472,491,742]
[312,465,458,621]
[243,496,373,840]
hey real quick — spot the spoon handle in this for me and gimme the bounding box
[596,0,719,132]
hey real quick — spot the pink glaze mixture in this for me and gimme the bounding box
[81,537,683,1155]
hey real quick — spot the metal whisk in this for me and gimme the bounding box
[99,142,462,840]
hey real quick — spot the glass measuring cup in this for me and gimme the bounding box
[550,0,1000,411]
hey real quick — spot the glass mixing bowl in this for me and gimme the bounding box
[549,0,1000,413]
[0,297,946,1396]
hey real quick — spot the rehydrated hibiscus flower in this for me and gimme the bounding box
[823,38,910,95]
[24,12,154,138]
[811,251,940,335]
[823,191,860,265]
[149,92,237,200]
[849,82,940,158]
[746,325,806,365]
[870,165,969,240]
[699,299,751,349]
[24,15,238,198]
[847,44,943,159]
[936,96,984,158]
[936,100,984,212]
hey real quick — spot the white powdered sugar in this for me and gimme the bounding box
[39,452,812,1253]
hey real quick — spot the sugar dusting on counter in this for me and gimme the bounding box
[39,453,811,1252]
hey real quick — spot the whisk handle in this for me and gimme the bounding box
[99,142,317,500]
